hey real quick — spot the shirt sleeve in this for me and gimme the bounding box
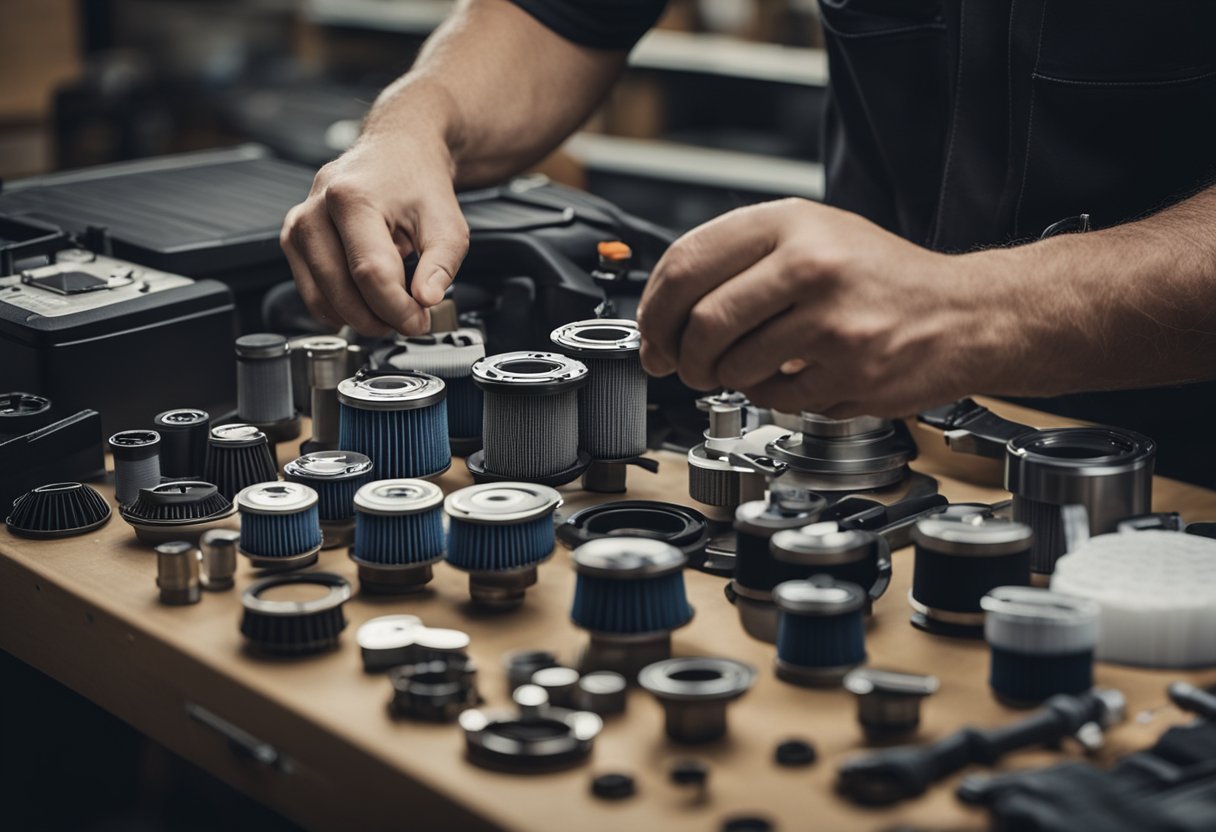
[509,0,669,50]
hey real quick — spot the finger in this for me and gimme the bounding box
[739,368,842,416]
[714,309,827,392]
[281,209,345,328]
[409,193,469,309]
[325,186,427,335]
[291,210,392,337]
[675,253,795,390]
[638,202,784,375]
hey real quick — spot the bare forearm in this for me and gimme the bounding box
[361,0,626,186]
[971,186,1216,396]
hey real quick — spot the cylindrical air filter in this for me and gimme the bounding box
[1051,530,1216,668]
[468,351,589,484]
[982,586,1100,707]
[108,429,162,505]
[909,515,1033,637]
[550,319,646,461]
[235,481,323,571]
[350,478,446,594]
[240,572,351,655]
[337,372,450,480]
[5,482,112,539]
[283,450,372,549]
[235,333,295,425]
[570,538,694,680]
[444,482,562,608]
[770,522,892,614]
[155,540,200,606]
[120,481,236,545]
[202,424,278,500]
[774,576,868,687]
[729,490,828,643]
[300,335,349,452]
[1006,427,1154,578]
[379,329,486,452]
[153,409,210,480]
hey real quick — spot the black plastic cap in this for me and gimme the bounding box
[774,738,817,767]
[591,772,636,800]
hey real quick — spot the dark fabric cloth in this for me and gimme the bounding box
[508,0,668,50]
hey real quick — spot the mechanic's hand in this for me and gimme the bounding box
[636,198,1002,418]
[280,135,469,337]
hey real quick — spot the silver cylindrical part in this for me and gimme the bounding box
[306,336,349,448]
[156,540,200,605]
[199,528,239,590]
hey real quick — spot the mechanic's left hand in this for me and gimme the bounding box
[636,198,1007,418]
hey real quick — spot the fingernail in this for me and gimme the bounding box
[425,269,451,297]
[780,359,807,375]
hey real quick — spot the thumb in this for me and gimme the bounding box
[411,196,469,307]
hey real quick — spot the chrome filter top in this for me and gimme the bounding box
[443,482,562,525]
[354,478,445,516]
[550,320,641,358]
[337,373,447,411]
[766,412,915,491]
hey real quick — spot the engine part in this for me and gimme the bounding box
[155,540,200,605]
[591,772,636,800]
[153,409,210,479]
[1051,530,1216,668]
[120,481,236,545]
[235,481,322,571]
[356,614,425,672]
[0,406,105,512]
[5,482,111,539]
[773,576,868,687]
[467,351,590,485]
[909,515,1033,637]
[389,655,480,721]
[728,486,828,644]
[576,671,628,716]
[337,371,450,480]
[239,572,352,655]
[283,450,372,549]
[372,329,487,454]
[235,333,299,443]
[531,666,581,709]
[774,738,817,767]
[687,392,765,518]
[444,482,561,609]
[770,522,892,614]
[459,684,603,773]
[670,759,710,802]
[199,527,239,590]
[201,423,278,500]
[557,500,710,568]
[108,429,161,505]
[410,627,471,662]
[570,537,694,679]
[349,478,445,594]
[638,657,757,743]
[919,398,1155,578]
[765,413,916,491]
[843,669,939,741]
[982,586,1100,706]
[550,319,646,461]
[299,335,349,453]
[836,688,1126,806]
[504,649,560,695]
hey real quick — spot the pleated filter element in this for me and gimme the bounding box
[235,333,295,424]
[119,480,237,545]
[1051,530,1216,668]
[550,320,646,461]
[5,482,112,539]
[283,450,373,549]
[240,572,352,655]
[236,481,323,571]
[108,430,162,505]
[378,329,487,444]
[338,372,450,480]
[203,424,278,500]
[773,576,868,687]
[469,352,589,484]
[350,478,446,594]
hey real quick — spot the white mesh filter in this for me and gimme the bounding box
[387,343,485,378]
[1051,530,1216,668]
[238,356,294,423]
[580,356,647,460]
[483,390,579,478]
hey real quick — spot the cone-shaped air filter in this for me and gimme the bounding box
[236,481,323,571]
[153,409,210,480]
[468,352,589,485]
[337,372,450,480]
[550,320,646,461]
[6,482,112,539]
[350,478,446,594]
[774,576,868,687]
[240,572,351,655]
[120,481,236,545]
[377,329,486,452]
[444,482,561,608]
[202,424,278,500]
[283,450,373,549]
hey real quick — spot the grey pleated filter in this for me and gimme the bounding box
[378,329,487,450]
[551,320,646,461]
[235,333,294,425]
[468,352,589,484]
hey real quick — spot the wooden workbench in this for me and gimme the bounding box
[2,400,1213,831]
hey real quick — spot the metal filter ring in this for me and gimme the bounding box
[549,319,641,358]
[557,500,710,562]
[236,482,318,515]
[571,537,687,579]
[208,423,267,447]
[471,351,589,395]
[337,373,447,411]
[353,478,444,516]
[284,450,372,481]
[444,483,562,525]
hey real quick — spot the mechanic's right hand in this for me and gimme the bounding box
[280,136,469,337]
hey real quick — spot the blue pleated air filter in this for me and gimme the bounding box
[338,373,450,480]
[444,482,562,609]
[203,424,279,500]
[378,329,486,450]
[350,478,446,594]
[236,481,323,571]
[774,576,867,687]
[550,319,647,461]
[982,586,1100,707]
[283,450,373,549]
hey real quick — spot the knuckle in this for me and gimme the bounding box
[323,179,368,212]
